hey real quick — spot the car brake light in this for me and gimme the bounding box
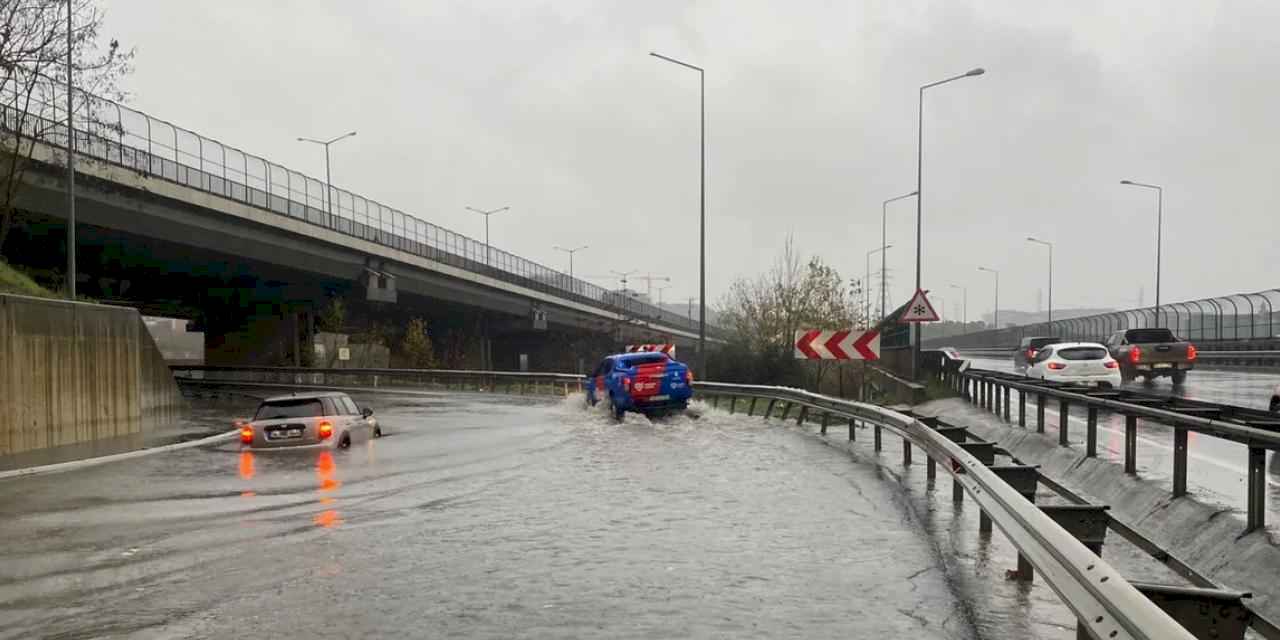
[622,377,632,393]
[1187,344,1197,361]
[238,422,253,444]
[1104,360,1118,369]
[318,421,334,440]
[684,370,693,384]
[1047,362,1066,370]
[1129,346,1142,364]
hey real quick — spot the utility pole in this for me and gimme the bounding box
[65,0,75,299]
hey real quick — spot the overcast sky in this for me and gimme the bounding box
[100,0,1278,321]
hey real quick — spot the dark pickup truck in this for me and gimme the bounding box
[1103,328,1197,385]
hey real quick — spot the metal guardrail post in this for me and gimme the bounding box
[1041,505,1110,556]
[903,439,912,465]
[1172,428,1188,498]
[1086,407,1098,458]
[1247,447,1266,532]
[796,405,807,426]
[874,424,882,452]
[1125,415,1139,474]
[1037,393,1047,433]
[779,401,790,420]
[1059,399,1070,446]
[1003,386,1011,422]
[763,399,776,419]
[820,412,830,435]
[728,397,736,414]
[848,417,856,442]
[1019,390,1027,427]
[747,397,757,416]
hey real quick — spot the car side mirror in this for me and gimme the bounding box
[361,407,373,418]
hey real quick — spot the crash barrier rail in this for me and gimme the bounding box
[921,290,1280,349]
[957,348,1280,369]
[942,366,1280,534]
[0,89,711,337]
[694,381,1200,640]
[171,365,582,396]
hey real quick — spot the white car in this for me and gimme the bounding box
[1025,342,1123,389]
[238,391,379,449]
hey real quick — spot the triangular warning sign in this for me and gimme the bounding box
[900,288,941,323]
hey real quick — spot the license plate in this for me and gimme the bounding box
[647,395,670,402]
[267,428,304,440]
[1154,363,1173,369]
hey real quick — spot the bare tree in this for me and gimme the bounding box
[0,0,133,253]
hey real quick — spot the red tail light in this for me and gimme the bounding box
[238,422,253,444]
[1129,346,1142,364]
[317,421,334,440]
[684,370,693,384]
[622,377,632,393]
[1047,362,1067,370]
[1104,360,1119,369]
[1187,344,1197,361]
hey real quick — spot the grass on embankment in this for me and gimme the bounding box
[0,258,55,297]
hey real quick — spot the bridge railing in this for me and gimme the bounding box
[172,365,582,396]
[923,290,1280,349]
[0,88,710,336]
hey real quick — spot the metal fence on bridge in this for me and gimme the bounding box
[924,290,1280,349]
[0,87,710,336]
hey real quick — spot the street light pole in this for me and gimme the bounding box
[866,245,891,328]
[297,131,357,216]
[881,191,917,321]
[1120,180,1164,324]
[65,0,75,299]
[978,266,999,333]
[913,67,985,381]
[1026,236,1054,326]
[466,206,511,267]
[651,51,706,375]
[553,244,588,281]
[949,283,967,330]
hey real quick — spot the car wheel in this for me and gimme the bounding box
[608,394,625,421]
[338,434,352,449]
[1271,397,1279,413]
[1171,370,1188,386]
[373,426,383,438]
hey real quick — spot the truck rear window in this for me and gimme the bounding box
[1126,329,1176,343]
[254,399,325,420]
[1028,337,1062,349]
[620,354,669,367]
[1057,347,1109,361]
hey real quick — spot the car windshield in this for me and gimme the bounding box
[1127,329,1177,343]
[620,354,668,367]
[1057,347,1109,361]
[254,399,325,420]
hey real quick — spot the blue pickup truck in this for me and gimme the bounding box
[584,351,694,419]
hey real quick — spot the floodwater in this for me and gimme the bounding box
[0,387,1087,639]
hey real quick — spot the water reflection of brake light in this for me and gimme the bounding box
[238,451,255,480]
[318,421,334,440]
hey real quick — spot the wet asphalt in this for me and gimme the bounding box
[0,388,1086,640]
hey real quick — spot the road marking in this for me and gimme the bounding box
[0,430,238,482]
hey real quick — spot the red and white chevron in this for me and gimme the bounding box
[625,343,676,357]
[793,329,880,360]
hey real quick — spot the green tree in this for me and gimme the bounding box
[400,317,436,369]
[317,296,346,333]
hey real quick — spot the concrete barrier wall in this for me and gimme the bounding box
[0,295,187,469]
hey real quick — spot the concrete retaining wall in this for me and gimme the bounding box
[916,397,1280,621]
[0,295,187,469]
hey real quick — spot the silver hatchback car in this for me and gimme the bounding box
[239,392,379,449]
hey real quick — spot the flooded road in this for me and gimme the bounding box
[0,387,1055,639]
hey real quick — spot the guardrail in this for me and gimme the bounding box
[693,382,1197,640]
[942,366,1280,533]
[956,348,1280,369]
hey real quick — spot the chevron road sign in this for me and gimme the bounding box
[793,329,881,360]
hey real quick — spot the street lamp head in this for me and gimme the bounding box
[295,137,306,142]
[348,131,357,137]
[1026,236,1037,241]
[1120,180,1134,185]
[966,68,986,77]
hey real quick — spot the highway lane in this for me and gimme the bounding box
[0,387,1090,639]
[961,356,1279,527]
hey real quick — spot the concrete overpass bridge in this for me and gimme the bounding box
[0,92,719,371]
